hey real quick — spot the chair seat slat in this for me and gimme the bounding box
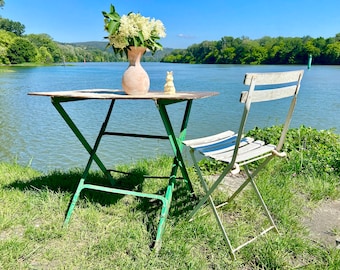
[236,144,275,163]
[207,140,271,163]
[183,130,235,148]
[198,137,254,155]
[201,137,254,157]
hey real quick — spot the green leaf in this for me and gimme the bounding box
[138,31,144,44]
[132,36,138,47]
[110,4,115,13]
[107,21,120,35]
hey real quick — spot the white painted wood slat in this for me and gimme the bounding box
[183,130,235,148]
[243,70,303,85]
[200,137,254,156]
[250,85,297,103]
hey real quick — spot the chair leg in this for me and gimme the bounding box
[208,194,237,260]
[244,166,279,233]
[196,178,237,259]
[188,150,233,221]
[188,151,236,258]
[187,150,207,220]
[189,153,279,259]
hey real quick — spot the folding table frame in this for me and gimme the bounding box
[29,89,218,250]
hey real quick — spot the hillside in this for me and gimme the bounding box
[63,41,174,62]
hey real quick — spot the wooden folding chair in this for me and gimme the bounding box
[183,70,304,259]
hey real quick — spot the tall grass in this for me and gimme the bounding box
[0,126,339,269]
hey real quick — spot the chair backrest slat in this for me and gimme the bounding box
[243,70,303,85]
[240,85,299,103]
[232,70,304,162]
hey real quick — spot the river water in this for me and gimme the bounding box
[0,63,339,172]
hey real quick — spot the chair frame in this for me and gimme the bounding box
[184,70,304,260]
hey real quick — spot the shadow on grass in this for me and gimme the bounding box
[4,167,197,243]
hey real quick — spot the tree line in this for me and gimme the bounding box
[0,17,168,65]
[0,17,121,64]
[161,34,340,65]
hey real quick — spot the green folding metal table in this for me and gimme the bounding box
[29,89,218,250]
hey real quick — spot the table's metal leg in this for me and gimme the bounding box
[153,100,194,250]
[52,99,114,179]
[154,180,173,251]
[52,99,115,225]
[157,100,194,192]
[64,178,85,225]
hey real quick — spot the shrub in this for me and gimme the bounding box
[7,37,37,64]
[246,125,340,177]
[198,126,340,178]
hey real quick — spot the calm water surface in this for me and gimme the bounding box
[0,63,339,172]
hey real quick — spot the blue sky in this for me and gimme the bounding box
[1,0,339,48]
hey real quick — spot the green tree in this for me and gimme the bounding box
[203,49,219,64]
[27,34,61,62]
[237,39,268,64]
[161,49,190,63]
[324,42,340,64]
[269,37,304,64]
[187,41,217,63]
[0,18,25,36]
[217,47,236,64]
[58,44,78,62]
[0,0,5,8]
[303,40,321,57]
[218,36,235,49]
[0,29,15,64]
[7,37,37,64]
[335,33,340,42]
[37,46,53,63]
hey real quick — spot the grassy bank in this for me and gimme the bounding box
[0,126,339,269]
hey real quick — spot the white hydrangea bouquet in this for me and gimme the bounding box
[102,4,166,57]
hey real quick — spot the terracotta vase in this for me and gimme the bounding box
[122,46,150,95]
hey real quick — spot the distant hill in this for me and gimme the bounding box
[66,41,108,51]
[60,41,174,61]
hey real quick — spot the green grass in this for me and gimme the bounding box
[1,126,340,269]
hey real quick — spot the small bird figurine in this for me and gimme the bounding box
[164,71,176,94]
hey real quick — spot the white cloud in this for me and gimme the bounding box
[177,33,196,39]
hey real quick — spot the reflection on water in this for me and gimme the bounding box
[0,63,339,172]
